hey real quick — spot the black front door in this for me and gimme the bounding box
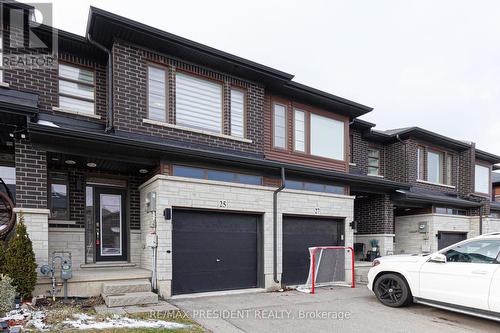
[95,187,128,262]
[172,209,260,295]
[437,231,467,250]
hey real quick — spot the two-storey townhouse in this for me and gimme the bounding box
[350,120,500,257]
[0,2,408,301]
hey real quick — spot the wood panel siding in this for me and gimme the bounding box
[263,93,349,172]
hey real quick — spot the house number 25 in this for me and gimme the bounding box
[219,200,228,208]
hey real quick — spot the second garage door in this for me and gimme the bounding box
[282,216,343,286]
[172,209,261,295]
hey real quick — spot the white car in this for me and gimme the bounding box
[367,232,500,321]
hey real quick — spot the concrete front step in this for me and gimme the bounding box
[102,279,151,295]
[103,291,159,308]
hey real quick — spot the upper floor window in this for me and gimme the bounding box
[294,109,305,152]
[175,72,222,133]
[147,65,167,122]
[273,103,287,149]
[367,148,381,176]
[310,113,344,160]
[475,164,490,194]
[230,89,245,138]
[427,150,444,184]
[172,165,262,186]
[58,63,95,115]
[417,146,453,185]
[49,172,69,220]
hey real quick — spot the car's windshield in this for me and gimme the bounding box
[443,239,500,264]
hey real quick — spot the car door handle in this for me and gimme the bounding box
[471,270,488,275]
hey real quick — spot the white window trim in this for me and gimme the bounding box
[272,103,287,149]
[230,88,246,138]
[293,108,306,152]
[52,106,102,119]
[416,179,456,189]
[147,64,168,123]
[474,164,491,195]
[142,118,252,143]
[309,113,345,161]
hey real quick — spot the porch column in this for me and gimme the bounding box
[14,139,50,268]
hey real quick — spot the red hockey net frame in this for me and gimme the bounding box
[310,246,355,294]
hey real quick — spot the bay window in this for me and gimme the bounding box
[427,150,444,184]
[147,65,167,122]
[475,164,490,194]
[58,63,95,114]
[175,72,223,133]
[273,103,287,149]
[294,109,305,152]
[310,113,344,160]
[230,89,245,138]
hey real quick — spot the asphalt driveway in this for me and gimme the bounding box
[170,287,500,333]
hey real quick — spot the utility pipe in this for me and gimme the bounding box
[273,167,286,284]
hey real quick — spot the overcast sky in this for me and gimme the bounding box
[31,0,500,154]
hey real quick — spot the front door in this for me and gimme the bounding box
[95,187,128,262]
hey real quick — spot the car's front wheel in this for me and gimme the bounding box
[374,273,412,307]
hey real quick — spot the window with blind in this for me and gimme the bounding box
[273,103,287,148]
[58,63,95,114]
[368,148,380,175]
[148,65,167,122]
[294,109,305,152]
[175,72,223,133]
[230,89,245,138]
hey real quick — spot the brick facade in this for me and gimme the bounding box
[112,41,265,157]
[14,139,47,209]
[354,194,394,234]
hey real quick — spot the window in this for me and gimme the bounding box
[58,63,95,114]
[445,154,453,185]
[172,165,262,186]
[367,148,381,175]
[444,239,500,264]
[175,72,222,133]
[310,113,344,160]
[0,33,3,83]
[49,173,69,220]
[273,104,287,149]
[475,164,490,194]
[230,89,245,138]
[417,147,425,180]
[435,207,466,216]
[286,180,345,194]
[0,165,15,201]
[147,65,167,122]
[294,109,305,152]
[427,150,444,184]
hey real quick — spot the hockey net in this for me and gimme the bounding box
[297,246,355,294]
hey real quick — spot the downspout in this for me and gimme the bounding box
[87,33,114,133]
[396,134,407,182]
[273,167,286,284]
[479,205,483,235]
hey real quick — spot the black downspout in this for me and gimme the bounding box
[87,33,114,133]
[479,205,483,235]
[273,167,286,284]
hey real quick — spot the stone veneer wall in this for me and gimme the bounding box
[139,175,354,298]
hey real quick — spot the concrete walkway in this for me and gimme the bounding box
[170,287,500,333]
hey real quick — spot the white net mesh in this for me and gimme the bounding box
[297,246,354,293]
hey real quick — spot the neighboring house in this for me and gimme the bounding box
[0,2,498,301]
[350,120,500,256]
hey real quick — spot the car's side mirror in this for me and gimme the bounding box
[429,253,447,263]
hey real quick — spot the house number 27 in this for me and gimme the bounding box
[219,200,228,208]
[313,207,320,215]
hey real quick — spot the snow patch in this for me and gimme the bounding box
[63,313,187,330]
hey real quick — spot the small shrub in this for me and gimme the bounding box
[0,274,16,315]
[4,212,37,298]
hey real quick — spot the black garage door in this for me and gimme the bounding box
[172,209,260,295]
[282,216,343,286]
[438,231,467,250]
